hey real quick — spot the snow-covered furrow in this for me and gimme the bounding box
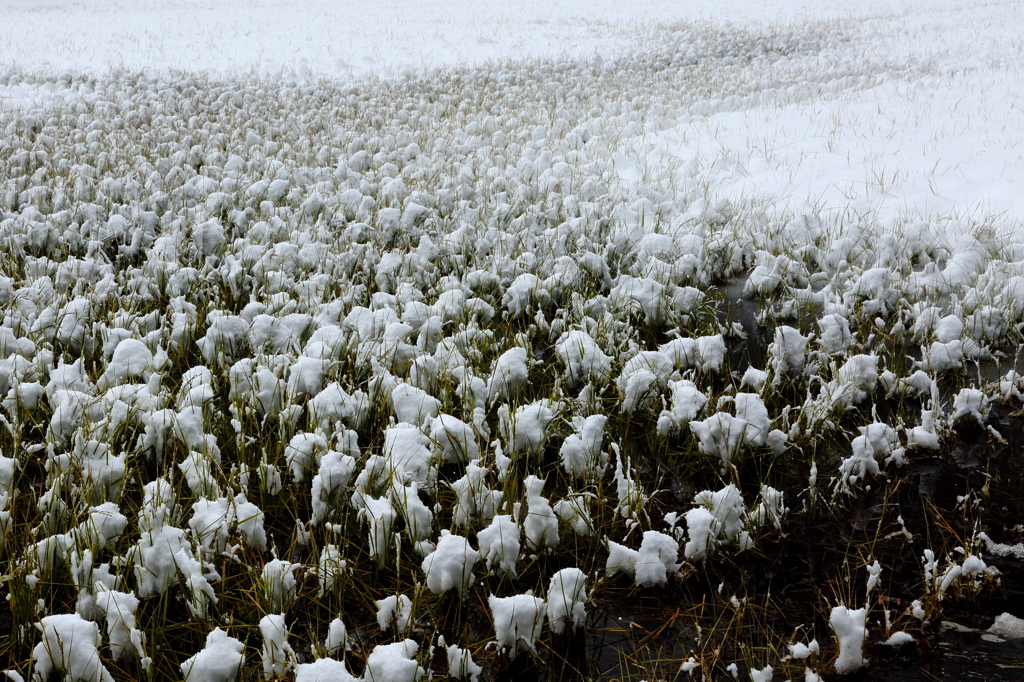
[0,14,1022,682]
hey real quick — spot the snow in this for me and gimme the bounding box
[787,639,818,659]
[559,414,608,480]
[498,400,559,455]
[522,476,559,553]
[451,462,502,528]
[477,514,521,578]
[657,380,708,437]
[884,631,915,647]
[295,658,358,682]
[4,0,1024,677]
[260,614,296,680]
[261,559,299,614]
[605,539,640,579]
[431,414,479,464]
[95,585,146,663]
[488,592,547,658]
[487,347,530,405]
[376,594,414,633]
[687,484,751,558]
[358,495,398,564]
[32,614,114,682]
[363,640,425,682]
[634,530,682,587]
[555,330,612,386]
[180,628,245,682]
[325,618,348,657]
[830,606,867,675]
[421,530,478,596]
[546,567,588,634]
[988,613,1024,640]
[445,643,483,682]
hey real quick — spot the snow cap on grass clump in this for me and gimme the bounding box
[748,485,787,531]
[768,325,810,384]
[310,442,357,525]
[919,340,964,372]
[316,544,347,596]
[383,424,436,490]
[445,643,483,682]
[308,382,362,430]
[836,420,904,493]
[431,414,478,464]
[98,338,153,389]
[853,267,897,316]
[451,462,502,528]
[198,314,250,364]
[325,618,347,656]
[376,594,414,633]
[689,412,749,468]
[390,382,441,426]
[487,347,529,404]
[740,367,769,393]
[952,387,988,427]
[33,613,114,682]
[523,475,559,553]
[610,275,668,326]
[634,530,681,587]
[546,567,588,634]
[75,502,128,550]
[830,605,867,674]
[818,313,852,354]
[734,392,771,448]
[261,559,299,614]
[683,507,718,561]
[688,484,750,557]
[906,407,942,450]
[745,254,788,296]
[421,530,477,596]
[188,497,238,563]
[94,585,146,664]
[394,481,434,545]
[605,539,640,579]
[477,514,520,578]
[560,414,608,479]
[898,369,936,399]
[553,493,595,536]
[132,524,218,617]
[555,329,611,386]
[612,445,647,521]
[295,658,359,682]
[363,640,425,682]
[285,432,328,483]
[287,355,327,399]
[180,628,245,682]
[359,495,397,564]
[617,350,673,414]
[657,380,708,437]
[498,399,559,455]
[658,334,726,374]
[788,639,819,659]
[260,614,296,679]
[488,592,546,658]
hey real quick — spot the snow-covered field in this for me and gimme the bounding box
[3,0,1024,680]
